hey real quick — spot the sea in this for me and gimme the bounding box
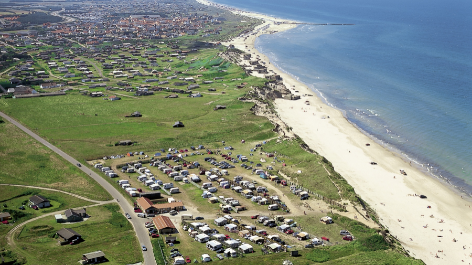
[210,0,472,194]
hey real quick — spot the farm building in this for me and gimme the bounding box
[29,195,50,208]
[82,251,106,264]
[152,215,177,234]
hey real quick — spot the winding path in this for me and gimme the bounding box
[0,184,113,204]
[6,201,112,249]
[0,111,157,265]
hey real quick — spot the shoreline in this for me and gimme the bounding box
[197,0,472,264]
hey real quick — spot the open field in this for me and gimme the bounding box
[0,186,94,248]
[13,204,141,265]
[0,121,111,201]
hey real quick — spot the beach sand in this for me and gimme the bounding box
[197,0,472,264]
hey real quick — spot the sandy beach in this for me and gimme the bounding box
[197,0,472,264]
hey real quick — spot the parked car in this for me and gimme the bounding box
[343,235,353,241]
[304,244,314,248]
[285,229,294,234]
[340,230,350,236]
[125,213,131,219]
[195,216,204,220]
[151,234,159,238]
[142,245,147,251]
[170,210,178,215]
[251,215,259,219]
[216,254,224,260]
[321,237,330,241]
[216,248,224,253]
[225,235,230,240]
[76,163,81,167]
[185,256,191,263]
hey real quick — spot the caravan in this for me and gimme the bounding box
[268,204,279,211]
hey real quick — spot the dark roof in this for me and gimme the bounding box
[29,195,49,205]
[65,208,86,218]
[56,228,81,240]
[83,250,105,260]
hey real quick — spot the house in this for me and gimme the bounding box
[0,212,11,222]
[206,240,223,251]
[238,243,254,253]
[136,197,158,214]
[173,121,184,128]
[152,215,177,234]
[214,217,227,226]
[82,251,106,264]
[56,228,81,243]
[64,208,87,222]
[154,201,184,213]
[29,195,50,208]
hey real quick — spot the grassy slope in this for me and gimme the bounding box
[0,121,111,201]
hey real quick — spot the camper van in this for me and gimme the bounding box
[268,204,279,211]
[174,175,183,181]
[170,187,180,194]
[163,183,174,189]
[202,182,213,189]
[208,187,218,193]
[169,172,179,178]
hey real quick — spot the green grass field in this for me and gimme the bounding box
[14,204,141,265]
[0,122,111,201]
[0,186,95,249]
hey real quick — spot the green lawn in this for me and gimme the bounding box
[14,204,141,265]
[0,122,111,201]
[0,186,95,248]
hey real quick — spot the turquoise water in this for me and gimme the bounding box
[211,0,472,193]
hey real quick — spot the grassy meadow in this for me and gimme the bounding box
[0,121,111,201]
[14,204,141,265]
[0,186,94,249]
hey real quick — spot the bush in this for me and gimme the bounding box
[357,235,390,252]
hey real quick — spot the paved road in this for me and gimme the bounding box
[0,112,157,265]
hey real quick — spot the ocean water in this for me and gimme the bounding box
[211,0,472,193]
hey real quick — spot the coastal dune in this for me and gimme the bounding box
[197,0,472,264]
